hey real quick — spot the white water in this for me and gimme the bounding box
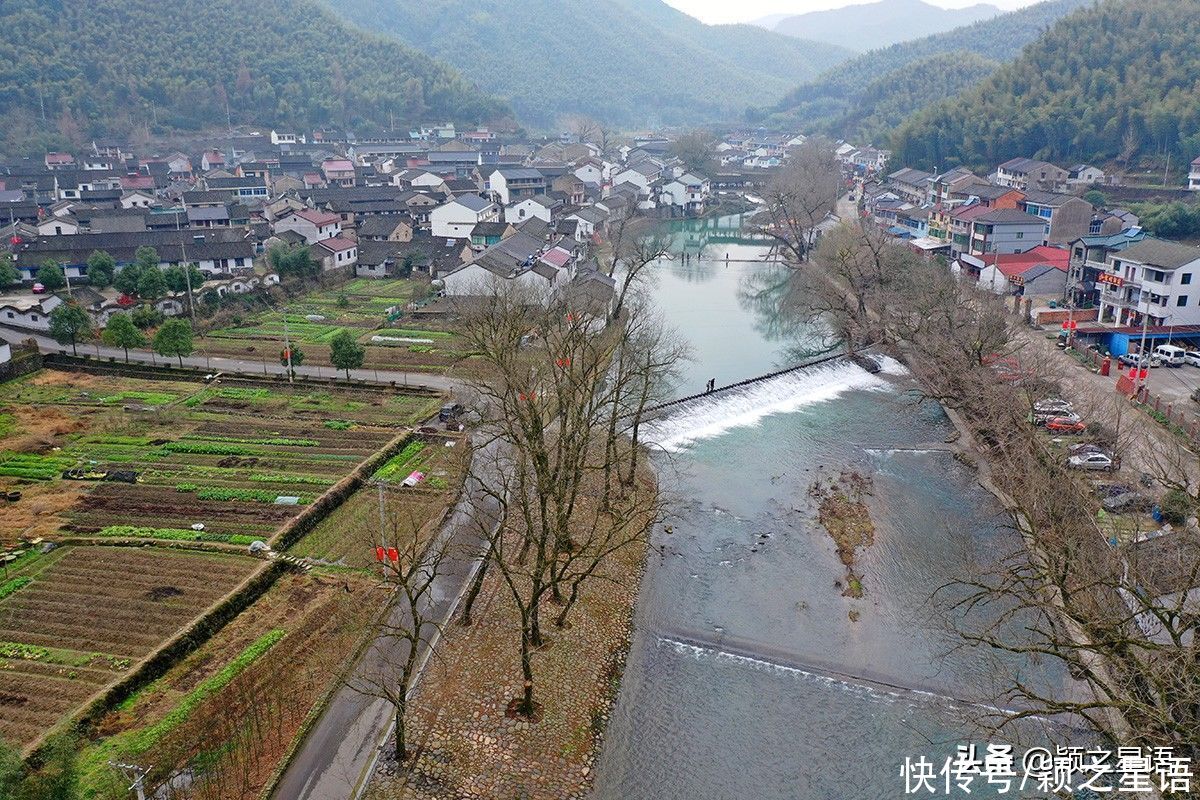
[645,360,890,452]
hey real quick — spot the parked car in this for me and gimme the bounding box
[30,282,45,294]
[1034,398,1072,414]
[1154,344,1187,366]
[1067,451,1116,471]
[1068,442,1108,456]
[1036,410,1082,426]
[1046,417,1087,434]
[1118,353,1162,368]
[1186,351,1200,367]
[438,403,464,422]
[1102,490,1152,513]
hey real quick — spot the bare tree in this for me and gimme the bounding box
[603,216,671,323]
[347,494,451,764]
[747,137,841,265]
[454,281,681,717]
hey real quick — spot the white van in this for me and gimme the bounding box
[1153,344,1187,367]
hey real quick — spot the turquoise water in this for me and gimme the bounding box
[590,218,1071,800]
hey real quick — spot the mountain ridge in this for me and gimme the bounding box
[0,0,506,157]
[323,0,855,128]
[772,0,1002,51]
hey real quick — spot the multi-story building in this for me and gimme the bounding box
[967,208,1048,257]
[1021,190,1112,245]
[1098,238,1200,326]
[1189,157,1200,192]
[1066,229,1148,308]
[993,157,1067,191]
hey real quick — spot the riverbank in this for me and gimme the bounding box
[363,485,654,800]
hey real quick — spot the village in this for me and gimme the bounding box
[0,125,769,342]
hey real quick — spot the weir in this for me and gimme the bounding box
[656,631,1079,728]
[649,350,852,412]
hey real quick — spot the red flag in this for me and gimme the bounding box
[387,547,399,562]
[1061,321,1069,330]
[1069,320,1078,330]
[1139,368,1149,380]
[375,546,385,562]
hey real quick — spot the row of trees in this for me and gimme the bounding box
[48,302,194,365]
[356,277,686,764]
[799,218,1200,778]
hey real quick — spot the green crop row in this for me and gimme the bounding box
[0,576,31,600]
[182,435,319,448]
[112,628,286,758]
[247,472,333,486]
[95,526,261,546]
[160,441,257,456]
[373,441,426,481]
[194,487,310,504]
[0,451,74,480]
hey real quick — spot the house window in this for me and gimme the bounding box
[31,315,38,322]
[1184,273,1193,285]
[1016,232,1024,239]
[1178,296,1189,307]
[5,312,12,319]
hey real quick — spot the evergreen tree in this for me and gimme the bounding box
[153,318,195,367]
[100,312,146,362]
[48,302,92,356]
[329,329,365,378]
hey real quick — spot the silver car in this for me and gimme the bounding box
[1067,451,1115,471]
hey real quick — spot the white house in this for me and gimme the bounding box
[120,190,156,209]
[1098,238,1200,326]
[273,209,342,244]
[1067,164,1106,186]
[660,173,710,215]
[488,168,546,205]
[270,130,306,146]
[314,237,359,271]
[0,295,63,332]
[37,216,79,236]
[1189,157,1200,192]
[431,195,499,239]
[504,195,559,224]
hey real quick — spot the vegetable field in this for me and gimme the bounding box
[0,545,256,749]
[201,279,468,372]
[293,433,466,568]
[0,370,441,543]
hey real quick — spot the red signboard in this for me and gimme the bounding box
[1097,273,1125,288]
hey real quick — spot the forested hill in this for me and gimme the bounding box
[889,0,1200,172]
[323,0,855,128]
[759,0,1091,137]
[0,0,506,156]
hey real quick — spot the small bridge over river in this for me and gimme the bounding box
[648,351,881,414]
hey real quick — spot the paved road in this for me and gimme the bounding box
[1015,325,1198,483]
[270,437,501,800]
[0,325,462,393]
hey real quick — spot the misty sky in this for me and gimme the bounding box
[665,0,1039,25]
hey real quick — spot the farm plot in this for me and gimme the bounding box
[201,281,468,372]
[0,371,439,546]
[0,545,256,750]
[293,434,466,568]
[78,570,384,799]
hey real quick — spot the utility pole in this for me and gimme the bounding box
[109,761,151,800]
[1134,297,1151,396]
[175,214,196,324]
[375,478,390,580]
[282,306,294,384]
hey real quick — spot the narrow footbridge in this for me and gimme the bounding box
[649,351,880,413]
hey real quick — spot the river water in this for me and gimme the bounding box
[590,216,1069,800]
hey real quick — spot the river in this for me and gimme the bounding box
[590,215,1070,799]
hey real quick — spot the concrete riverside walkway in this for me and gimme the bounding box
[270,436,502,800]
[0,324,462,392]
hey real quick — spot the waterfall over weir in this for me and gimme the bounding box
[645,357,903,452]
